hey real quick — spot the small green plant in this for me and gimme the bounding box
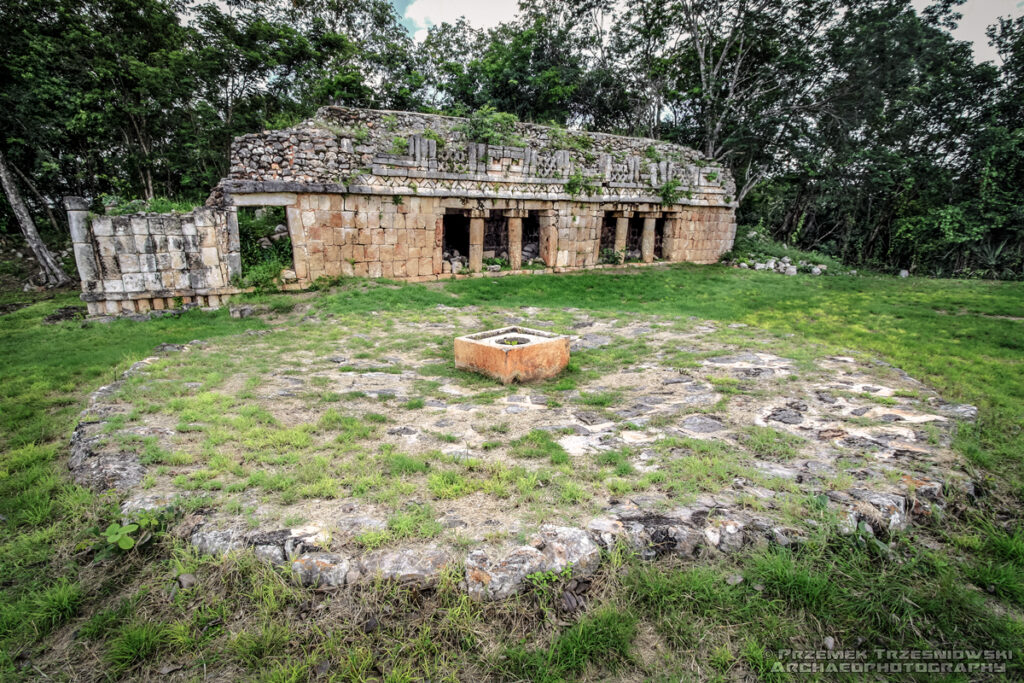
[482,256,509,269]
[382,114,398,131]
[644,145,662,162]
[656,178,685,205]
[599,248,625,265]
[421,128,445,148]
[103,522,140,550]
[352,125,371,145]
[566,169,599,199]
[391,136,408,154]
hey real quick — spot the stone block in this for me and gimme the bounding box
[122,273,146,292]
[103,279,125,293]
[117,253,140,273]
[144,272,163,290]
[201,247,220,267]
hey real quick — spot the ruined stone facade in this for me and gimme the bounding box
[67,107,737,315]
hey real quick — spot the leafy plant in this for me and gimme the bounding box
[971,239,1018,280]
[599,248,625,265]
[102,522,140,550]
[421,128,445,148]
[656,178,685,205]
[455,105,525,146]
[390,136,408,154]
[482,256,508,269]
[566,169,599,198]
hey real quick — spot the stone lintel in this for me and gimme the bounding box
[231,192,298,207]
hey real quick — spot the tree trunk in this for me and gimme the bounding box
[12,162,64,234]
[0,149,72,287]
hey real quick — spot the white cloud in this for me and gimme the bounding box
[911,0,1024,63]
[403,0,520,41]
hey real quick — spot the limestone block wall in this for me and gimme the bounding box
[65,198,241,316]
[289,193,442,280]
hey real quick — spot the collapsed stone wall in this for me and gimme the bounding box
[65,198,240,316]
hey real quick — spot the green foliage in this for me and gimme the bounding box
[565,169,598,198]
[454,106,524,146]
[656,178,686,205]
[421,128,445,148]
[234,207,292,292]
[101,196,201,215]
[390,136,408,154]
[499,607,637,681]
[739,426,805,459]
[599,248,625,265]
[510,429,569,464]
[725,223,845,272]
[102,522,140,550]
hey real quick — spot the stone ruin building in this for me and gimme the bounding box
[64,107,738,316]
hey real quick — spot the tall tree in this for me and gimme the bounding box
[0,150,71,286]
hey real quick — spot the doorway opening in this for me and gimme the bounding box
[483,215,509,262]
[236,205,294,285]
[625,217,644,261]
[599,213,618,263]
[522,212,541,264]
[654,218,666,259]
[442,213,470,261]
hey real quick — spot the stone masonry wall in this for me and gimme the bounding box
[68,106,738,314]
[65,198,240,316]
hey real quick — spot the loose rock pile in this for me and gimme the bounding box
[735,255,829,276]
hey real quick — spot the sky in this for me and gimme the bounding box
[390,0,1023,63]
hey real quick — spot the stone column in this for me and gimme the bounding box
[64,196,102,287]
[614,213,630,255]
[641,215,658,263]
[662,212,682,261]
[505,210,527,270]
[538,208,557,267]
[469,210,488,273]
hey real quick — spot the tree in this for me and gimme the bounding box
[0,149,71,286]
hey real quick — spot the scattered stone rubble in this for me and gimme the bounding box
[68,311,978,600]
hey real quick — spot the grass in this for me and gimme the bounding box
[1,266,1023,679]
[739,425,805,459]
[510,429,570,464]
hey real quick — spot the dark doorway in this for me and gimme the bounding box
[626,217,644,260]
[522,212,541,263]
[598,213,617,263]
[483,215,509,259]
[442,213,469,258]
[654,218,666,259]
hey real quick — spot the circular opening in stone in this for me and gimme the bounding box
[495,336,532,346]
